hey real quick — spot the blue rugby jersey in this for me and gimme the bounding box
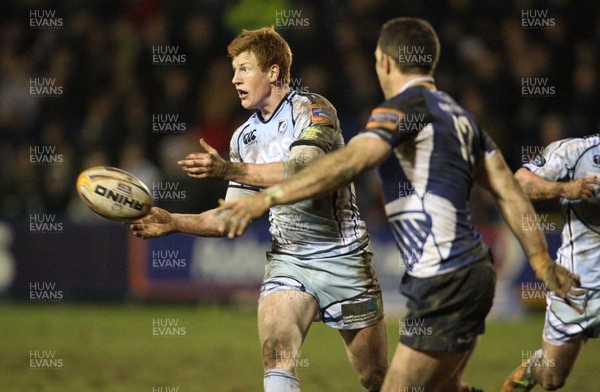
[354,77,498,278]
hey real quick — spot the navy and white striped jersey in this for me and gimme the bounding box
[524,135,600,289]
[229,91,369,258]
[354,77,497,278]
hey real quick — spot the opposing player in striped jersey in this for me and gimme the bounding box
[217,18,582,392]
[502,136,600,391]
[130,27,387,391]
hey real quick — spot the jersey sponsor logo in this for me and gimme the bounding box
[298,124,327,140]
[366,108,403,132]
[310,105,335,125]
[277,117,289,134]
[341,298,380,324]
[242,129,257,145]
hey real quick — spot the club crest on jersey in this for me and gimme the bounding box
[593,155,600,166]
[277,118,289,134]
[243,130,257,145]
[531,154,546,167]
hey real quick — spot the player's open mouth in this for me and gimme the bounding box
[237,90,248,100]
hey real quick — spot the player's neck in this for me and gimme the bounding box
[387,73,432,99]
[258,84,290,119]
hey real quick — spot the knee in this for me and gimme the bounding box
[538,370,567,391]
[261,333,297,370]
[358,362,387,392]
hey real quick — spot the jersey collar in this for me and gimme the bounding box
[398,76,436,94]
[256,90,296,124]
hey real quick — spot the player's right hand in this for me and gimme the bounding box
[533,255,588,314]
[177,138,229,180]
[561,176,600,200]
[129,207,177,239]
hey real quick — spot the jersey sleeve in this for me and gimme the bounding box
[290,95,340,153]
[523,140,572,182]
[479,128,499,156]
[224,184,257,201]
[358,104,427,147]
[229,127,242,163]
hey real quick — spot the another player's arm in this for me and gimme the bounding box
[265,137,391,204]
[515,167,600,201]
[178,139,323,188]
[216,136,392,237]
[475,151,584,308]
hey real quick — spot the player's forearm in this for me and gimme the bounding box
[514,168,563,200]
[172,210,225,237]
[264,148,364,206]
[224,156,317,188]
[494,178,549,258]
[222,162,285,188]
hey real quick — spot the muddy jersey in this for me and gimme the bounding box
[524,135,600,289]
[229,91,368,258]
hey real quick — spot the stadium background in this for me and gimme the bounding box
[1,0,599,390]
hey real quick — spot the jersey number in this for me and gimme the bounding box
[452,114,475,166]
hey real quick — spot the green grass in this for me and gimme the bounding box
[0,303,598,391]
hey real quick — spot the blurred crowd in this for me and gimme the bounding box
[1,0,599,224]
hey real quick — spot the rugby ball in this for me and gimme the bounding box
[77,166,152,222]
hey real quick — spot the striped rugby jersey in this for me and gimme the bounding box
[354,77,498,278]
[229,91,368,258]
[524,135,600,289]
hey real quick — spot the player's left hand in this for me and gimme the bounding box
[216,194,270,238]
[177,138,228,179]
[534,256,588,314]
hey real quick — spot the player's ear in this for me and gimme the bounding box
[268,64,280,83]
[383,53,393,74]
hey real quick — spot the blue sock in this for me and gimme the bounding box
[264,369,300,392]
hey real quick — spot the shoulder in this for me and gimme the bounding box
[292,92,338,122]
[545,137,599,159]
[230,117,255,148]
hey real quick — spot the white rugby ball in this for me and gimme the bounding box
[77,166,152,222]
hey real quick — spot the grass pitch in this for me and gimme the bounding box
[1,303,598,391]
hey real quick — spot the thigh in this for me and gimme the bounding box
[258,288,319,359]
[338,319,388,375]
[382,342,473,392]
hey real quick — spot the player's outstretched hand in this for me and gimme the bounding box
[533,254,587,314]
[177,138,228,179]
[216,194,270,238]
[561,176,600,200]
[129,207,177,239]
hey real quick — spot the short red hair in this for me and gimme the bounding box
[227,27,292,84]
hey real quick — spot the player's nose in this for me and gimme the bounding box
[232,71,242,85]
